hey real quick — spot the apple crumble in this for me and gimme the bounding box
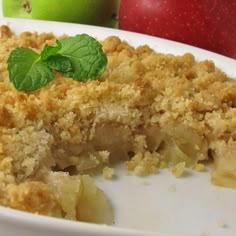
[0,25,236,224]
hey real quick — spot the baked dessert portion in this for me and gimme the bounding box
[0,25,236,223]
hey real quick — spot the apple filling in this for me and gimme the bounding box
[210,139,236,188]
[0,25,236,225]
[52,123,208,174]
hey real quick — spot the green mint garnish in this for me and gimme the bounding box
[44,55,73,75]
[7,48,54,92]
[41,40,73,76]
[54,34,108,82]
[7,34,107,92]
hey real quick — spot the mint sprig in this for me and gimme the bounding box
[7,48,54,92]
[7,34,107,92]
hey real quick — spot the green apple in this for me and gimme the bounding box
[2,0,120,27]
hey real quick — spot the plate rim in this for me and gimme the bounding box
[0,17,235,236]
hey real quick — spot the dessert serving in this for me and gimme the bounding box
[0,23,236,226]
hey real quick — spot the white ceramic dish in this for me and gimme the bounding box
[0,18,235,236]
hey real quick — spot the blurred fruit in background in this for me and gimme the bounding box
[119,0,236,59]
[2,0,120,27]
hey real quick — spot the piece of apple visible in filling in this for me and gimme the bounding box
[2,0,120,27]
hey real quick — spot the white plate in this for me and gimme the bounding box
[0,18,236,236]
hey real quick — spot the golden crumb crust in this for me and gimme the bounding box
[0,25,236,222]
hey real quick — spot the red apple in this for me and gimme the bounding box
[119,0,236,59]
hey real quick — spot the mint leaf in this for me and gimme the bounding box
[7,48,54,92]
[44,55,73,75]
[6,34,108,92]
[41,40,73,75]
[49,34,107,82]
[41,40,62,61]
